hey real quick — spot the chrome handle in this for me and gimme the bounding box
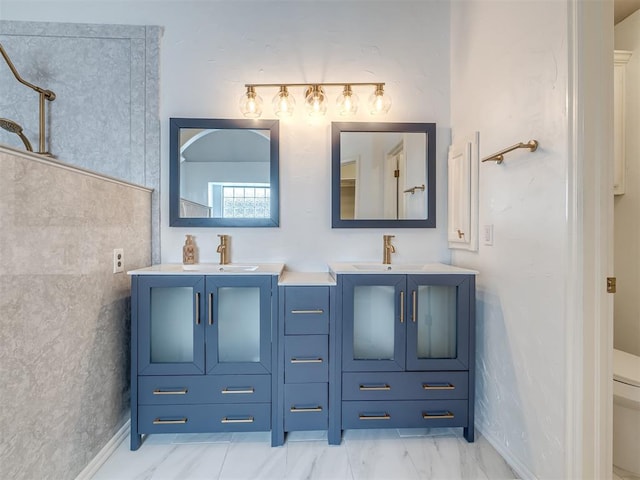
[152,388,188,395]
[290,357,323,364]
[153,418,187,425]
[221,387,255,394]
[359,413,391,420]
[422,411,454,420]
[412,290,417,323]
[422,383,455,390]
[400,291,404,323]
[290,406,323,413]
[221,416,254,424]
[359,384,391,391]
[195,292,200,325]
[208,292,213,325]
[290,309,324,314]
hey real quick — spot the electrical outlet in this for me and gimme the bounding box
[483,225,494,246]
[113,248,124,273]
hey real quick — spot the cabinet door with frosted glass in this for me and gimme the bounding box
[137,275,206,375]
[342,275,407,372]
[205,275,272,375]
[406,275,471,370]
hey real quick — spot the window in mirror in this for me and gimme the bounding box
[331,122,436,228]
[170,118,279,227]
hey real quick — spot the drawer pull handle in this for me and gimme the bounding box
[422,383,455,390]
[221,416,254,424]
[290,309,324,314]
[195,292,200,325]
[359,384,391,391]
[290,406,323,413]
[359,413,391,420]
[221,387,255,394]
[152,388,188,395]
[290,357,323,364]
[153,418,187,425]
[422,411,455,420]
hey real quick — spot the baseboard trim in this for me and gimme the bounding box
[476,421,537,480]
[75,419,130,480]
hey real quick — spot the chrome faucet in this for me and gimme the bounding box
[216,234,230,265]
[383,235,396,264]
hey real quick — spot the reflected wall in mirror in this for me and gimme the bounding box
[169,118,279,227]
[332,122,436,228]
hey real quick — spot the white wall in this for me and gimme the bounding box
[2,0,452,271]
[450,1,569,478]
[614,10,640,357]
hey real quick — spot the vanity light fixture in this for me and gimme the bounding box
[239,82,390,118]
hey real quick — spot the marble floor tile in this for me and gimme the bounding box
[92,429,519,480]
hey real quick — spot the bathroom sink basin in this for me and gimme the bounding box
[182,263,258,272]
[351,263,426,272]
[328,262,479,275]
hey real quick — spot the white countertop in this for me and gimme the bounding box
[278,271,337,286]
[328,262,478,275]
[128,263,285,276]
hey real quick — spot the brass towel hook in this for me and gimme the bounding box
[481,140,538,165]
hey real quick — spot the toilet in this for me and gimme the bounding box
[613,348,640,475]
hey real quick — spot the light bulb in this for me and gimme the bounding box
[304,85,327,116]
[272,86,295,117]
[239,86,263,118]
[336,85,359,116]
[368,84,391,115]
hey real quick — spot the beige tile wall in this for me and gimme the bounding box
[0,147,152,480]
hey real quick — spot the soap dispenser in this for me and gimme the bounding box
[182,235,198,265]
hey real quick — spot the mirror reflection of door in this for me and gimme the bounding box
[340,157,358,219]
[340,131,427,220]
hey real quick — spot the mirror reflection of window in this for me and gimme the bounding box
[179,129,271,219]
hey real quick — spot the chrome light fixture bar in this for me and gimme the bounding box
[239,82,391,118]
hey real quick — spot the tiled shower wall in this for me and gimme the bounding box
[0,20,161,263]
[0,147,152,479]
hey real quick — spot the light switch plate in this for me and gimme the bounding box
[483,225,494,246]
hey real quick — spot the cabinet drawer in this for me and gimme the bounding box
[342,399,468,429]
[285,336,328,383]
[284,383,328,431]
[138,403,271,434]
[138,374,270,405]
[342,372,468,401]
[284,287,329,335]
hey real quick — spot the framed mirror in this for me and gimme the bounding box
[331,122,436,228]
[169,118,279,227]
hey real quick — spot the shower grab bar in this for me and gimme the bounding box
[0,42,56,155]
[481,140,538,165]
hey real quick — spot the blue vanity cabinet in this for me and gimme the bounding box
[273,280,335,446]
[130,272,278,450]
[335,271,476,443]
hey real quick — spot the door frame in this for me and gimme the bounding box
[566,1,614,478]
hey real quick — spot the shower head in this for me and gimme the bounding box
[0,117,33,152]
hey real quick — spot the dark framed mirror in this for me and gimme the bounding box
[170,118,279,227]
[331,122,436,228]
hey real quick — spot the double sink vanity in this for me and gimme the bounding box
[128,261,476,450]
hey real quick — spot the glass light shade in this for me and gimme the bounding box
[336,85,359,116]
[272,86,295,117]
[304,85,327,116]
[239,87,263,118]
[368,85,392,115]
